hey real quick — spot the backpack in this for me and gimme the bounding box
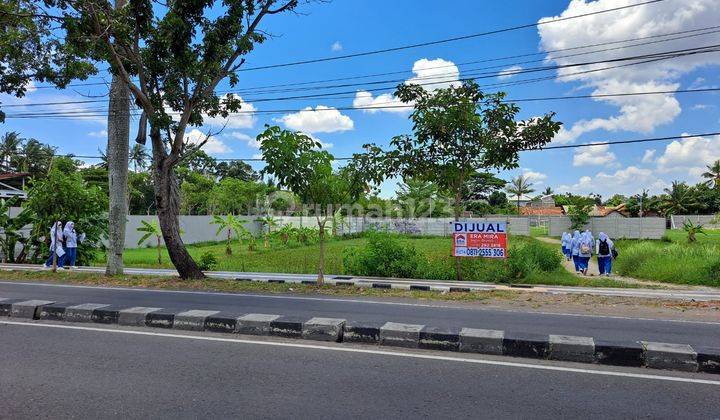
[599,239,610,256]
[580,243,591,254]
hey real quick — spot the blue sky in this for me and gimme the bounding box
[2,0,720,199]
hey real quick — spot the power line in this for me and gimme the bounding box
[26,0,668,91]
[28,131,720,162]
[236,0,665,71]
[5,87,720,119]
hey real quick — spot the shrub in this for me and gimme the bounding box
[197,251,218,271]
[343,231,425,278]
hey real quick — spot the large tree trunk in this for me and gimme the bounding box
[151,130,205,280]
[105,69,130,276]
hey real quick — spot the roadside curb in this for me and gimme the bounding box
[1,297,718,374]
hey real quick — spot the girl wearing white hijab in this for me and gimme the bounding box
[596,232,615,276]
[63,221,78,268]
[44,221,65,268]
[570,230,582,273]
[560,232,572,261]
[578,231,594,275]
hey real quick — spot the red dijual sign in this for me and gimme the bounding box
[451,221,508,258]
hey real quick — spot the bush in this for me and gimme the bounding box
[343,231,425,278]
[197,251,218,271]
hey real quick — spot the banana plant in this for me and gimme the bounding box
[277,223,296,245]
[137,220,163,264]
[331,208,350,236]
[211,215,248,255]
[256,215,278,248]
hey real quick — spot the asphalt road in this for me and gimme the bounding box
[2,280,720,347]
[1,321,718,419]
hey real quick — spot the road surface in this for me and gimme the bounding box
[1,280,720,348]
[1,320,718,419]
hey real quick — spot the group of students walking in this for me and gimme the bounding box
[560,230,617,276]
[43,221,83,269]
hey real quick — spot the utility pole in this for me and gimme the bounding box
[105,0,130,276]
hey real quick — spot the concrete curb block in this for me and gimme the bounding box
[269,316,304,338]
[118,307,162,327]
[65,303,109,323]
[236,314,280,335]
[642,342,698,372]
[302,317,345,342]
[2,297,717,375]
[10,300,54,319]
[380,322,424,348]
[174,310,219,331]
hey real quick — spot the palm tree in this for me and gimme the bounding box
[0,132,23,172]
[506,175,535,213]
[660,181,697,216]
[702,160,720,188]
[542,187,554,196]
[129,144,150,173]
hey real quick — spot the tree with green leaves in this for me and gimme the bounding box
[683,219,706,243]
[702,160,720,189]
[542,187,554,196]
[461,172,507,202]
[396,178,450,218]
[259,126,371,284]
[660,181,698,216]
[215,161,257,181]
[136,220,163,264]
[507,175,536,213]
[10,0,306,279]
[365,81,560,280]
[23,157,107,266]
[211,214,247,255]
[256,215,277,248]
[129,144,150,173]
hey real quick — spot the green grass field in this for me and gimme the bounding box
[613,229,720,286]
[99,235,627,287]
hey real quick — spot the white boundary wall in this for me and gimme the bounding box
[670,215,719,229]
[126,215,531,248]
[548,216,666,239]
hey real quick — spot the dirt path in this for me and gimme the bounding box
[534,236,695,289]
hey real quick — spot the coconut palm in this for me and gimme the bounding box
[0,132,23,172]
[542,187,554,196]
[129,144,150,173]
[702,160,720,188]
[660,181,698,216]
[506,174,535,213]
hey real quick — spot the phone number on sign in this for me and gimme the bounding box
[457,247,506,258]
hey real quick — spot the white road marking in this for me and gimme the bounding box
[1,280,720,326]
[1,319,718,386]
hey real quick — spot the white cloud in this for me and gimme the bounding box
[655,133,720,178]
[572,144,617,166]
[641,149,656,163]
[352,91,410,114]
[25,80,37,93]
[406,58,460,91]
[559,165,667,196]
[277,105,354,133]
[331,41,343,52]
[202,94,256,129]
[497,65,523,80]
[88,130,108,138]
[539,0,720,143]
[522,169,547,184]
[354,57,460,114]
[691,104,713,110]
[184,128,231,154]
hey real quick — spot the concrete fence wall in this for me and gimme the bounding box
[548,216,666,239]
[670,215,719,229]
[126,215,531,248]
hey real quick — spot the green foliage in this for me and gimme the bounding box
[506,174,535,211]
[136,220,163,264]
[129,172,156,215]
[682,219,706,243]
[211,214,248,255]
[567,205,591,230]
[197,251,218,271]
[343,231,425,278]
[660,181,699,216]
[23,159,107,265]
[702,160,720,188]
[0,197,28,263]
[396,178,452,217]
